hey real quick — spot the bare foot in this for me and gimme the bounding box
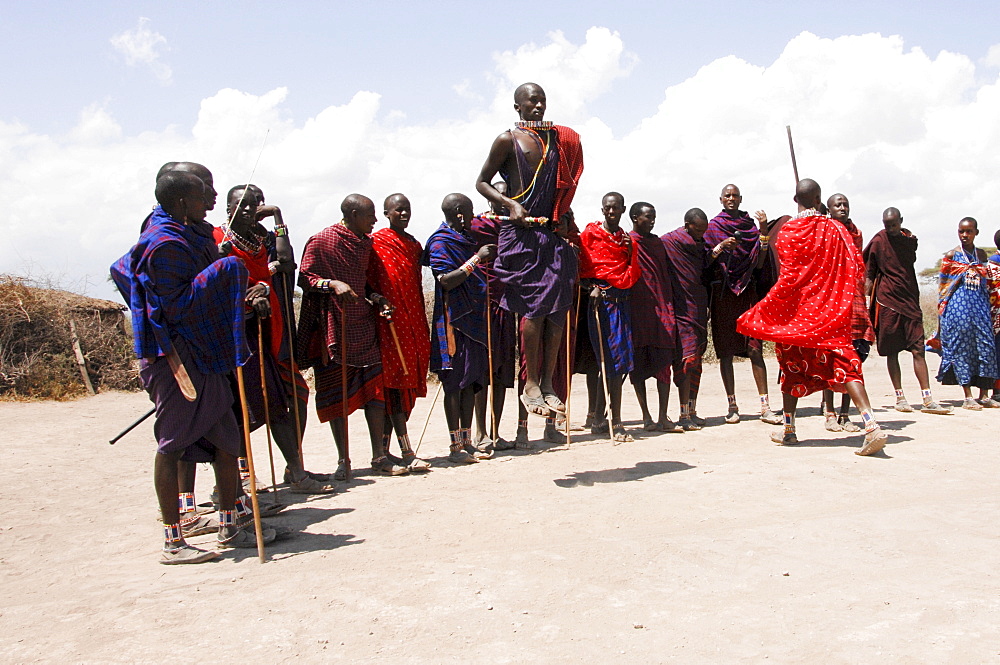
[643,417,658,431]
[514,426,534,450]
[658,418,683,433]
[520,387,551,418]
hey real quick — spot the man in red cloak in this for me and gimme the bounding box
[737,179,887,456]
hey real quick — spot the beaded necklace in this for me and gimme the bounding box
[514,120,553,130]
[221,222,267,255]
[510,126,551,205]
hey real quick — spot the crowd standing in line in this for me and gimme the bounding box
[111,82,1000,564]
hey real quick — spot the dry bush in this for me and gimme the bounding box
[0,275,139,400]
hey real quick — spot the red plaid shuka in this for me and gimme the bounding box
[297,223,381,369]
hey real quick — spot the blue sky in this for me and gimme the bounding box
[2,1,998,296]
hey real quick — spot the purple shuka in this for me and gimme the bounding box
[628,231,677,382]
[661,227,710,361]
[111,206,248,461]
[494,130,577,319]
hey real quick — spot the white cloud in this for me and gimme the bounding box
[4,29,1000,300]
[110,17,172,84]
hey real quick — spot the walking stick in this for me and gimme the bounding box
[592,292,615,443]
[235,365,267,563]
[257,317,278,498]
[414,381,443,456]
[278,274,305,467]
[565,306,572,445]
[786,125,800,185]
[108,407,155,444]
[340,301,351,480]
[485,276,497,443]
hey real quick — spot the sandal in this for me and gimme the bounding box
[678,417,700,431]
[283,468,333,484]
[855,428,887,456]
[542,392,566,413]
[837,416,861,433]
[725,408,740,424]
[519,391,552,418]
[963,398,983,411]
[921,401,953,415]
[402,453,432,472]
[218,525,277,549]
[493,437,515,451]
[289,474,338,494]
[760,410,783,425]
[160,544,219,565]
[372,456,410,476]
[334,458,352,482]
[448,446,478,464]
[611,424,633,444]
[770,431,799,446]
[894,397,913,413]
[181,514,219,538]
[824,416,843,432]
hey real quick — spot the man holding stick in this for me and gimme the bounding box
[475,82,583,421]
[368,193,432,472]
[297,194,404,480]
[738,179,887,456]
[425,193,497,464]
[217,185,335,492]
[111,171,274,563]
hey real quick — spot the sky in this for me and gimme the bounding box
[2,1,998,299]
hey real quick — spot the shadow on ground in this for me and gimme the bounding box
[553,460,695,488]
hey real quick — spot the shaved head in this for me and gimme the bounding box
[684,208,708,225]
[341,193,374,218]
[442,193,474,231]
[514,82,544,104]
[794,178,822,209]
[383,192,409,210]
[883,207,901,220]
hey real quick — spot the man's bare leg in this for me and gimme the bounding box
[844,381,888,455]
[677,373,698,431]
[655,380,679,431]
[607,372,632,443]
[367,402,407,475]
[633,377,656,430]
[520,317,548,416]
[771,393,799,445]
[538,319,566,413]
[821,389,843,431]
[886,352,913,412]
[157,451,217,563]
[750,345,781,424]
[588,370,608,434]
[719,355,739,423]
[328,417,352,480]
[908,349,952,413]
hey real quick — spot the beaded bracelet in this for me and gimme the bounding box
[712,243,726,258]
[460,255,482,275]
[274,224,288,238]
[268,261,281,275]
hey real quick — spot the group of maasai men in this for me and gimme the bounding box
[111,82,1000,565]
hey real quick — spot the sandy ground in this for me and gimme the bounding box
[2,354,999,664]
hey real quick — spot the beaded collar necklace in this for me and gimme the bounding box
[221,222,266,254]
[515,120,553,130]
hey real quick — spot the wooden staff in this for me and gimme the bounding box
[414,381,443,456]
[257,317,278,497]
[278,274,305,467]
[592,294,615,443]
[564,306,572,445]
[108,407,155,445]
[235,365,267,563]
[340,301,351,481]
[479,213,548,224]
[786,125,800,185]
[485,276,497,443]
[384,314,409,375]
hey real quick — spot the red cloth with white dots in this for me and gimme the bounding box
[368,227,430,413]
[737,211,865,396]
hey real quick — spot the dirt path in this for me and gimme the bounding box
[2,355,998,663]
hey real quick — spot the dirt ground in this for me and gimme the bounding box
[2,354,999,664]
